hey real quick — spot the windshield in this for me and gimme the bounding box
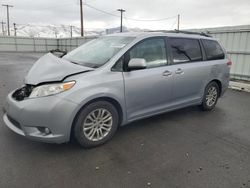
[63,36,135,68]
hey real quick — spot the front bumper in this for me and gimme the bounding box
[3,91,78,144]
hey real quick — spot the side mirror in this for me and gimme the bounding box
[49,49,67,58]
[128,58,147,70]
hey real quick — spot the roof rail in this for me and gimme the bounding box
[148,29,212,37]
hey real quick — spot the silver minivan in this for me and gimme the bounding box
[3,31,231,148]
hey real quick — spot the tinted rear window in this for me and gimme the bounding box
[169,38,202,64]
[202,39,225,60]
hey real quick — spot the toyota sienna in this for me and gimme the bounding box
[3,31,231,148]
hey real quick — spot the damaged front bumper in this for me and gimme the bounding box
[3,88,78,144]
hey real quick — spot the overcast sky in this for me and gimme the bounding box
[1,0,250,30]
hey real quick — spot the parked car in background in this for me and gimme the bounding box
[3,31,231,148]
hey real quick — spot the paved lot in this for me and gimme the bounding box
[1,52,250,188]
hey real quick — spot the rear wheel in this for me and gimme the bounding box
[73,101,119,148]
[200,82,219,111]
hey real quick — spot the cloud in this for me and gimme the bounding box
[1,0,249,30]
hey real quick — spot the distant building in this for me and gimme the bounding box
[106,26,128,34]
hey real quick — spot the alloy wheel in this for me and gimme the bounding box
[82,108,113,141]
[205,86,218,107]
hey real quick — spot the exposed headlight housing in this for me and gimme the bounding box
[29,81,75,98]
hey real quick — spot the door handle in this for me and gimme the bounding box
[175,68,184,74]
[162,70,172,77]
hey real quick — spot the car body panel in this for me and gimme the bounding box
[4,91,78,143]
[169,61,213,105]
[123,66,175,121]
[3,32,230,144]
[61,70,127,125]
[25,53,93,85]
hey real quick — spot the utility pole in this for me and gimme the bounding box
[2,4,14,36]
[80,0,84,37]
[54,30,58,38]
[13,23,17,36]
[177,14,180,31]
[70,25,73,38]
[1,21,6,36]
[117,9,125,33]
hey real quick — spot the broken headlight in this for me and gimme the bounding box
[29,81,75,98]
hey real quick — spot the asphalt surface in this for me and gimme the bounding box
[1,52,250,188]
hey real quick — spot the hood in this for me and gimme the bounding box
[25,53,93,85]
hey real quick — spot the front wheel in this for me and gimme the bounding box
[200,82,219,111]
[73,101,119,148]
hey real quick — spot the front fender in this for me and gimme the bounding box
[61,86,127,138]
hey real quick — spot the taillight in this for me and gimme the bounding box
[227,60,232,68]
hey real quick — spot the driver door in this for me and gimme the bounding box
[122,37,175,121]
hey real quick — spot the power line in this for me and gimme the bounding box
[2,4,14,36]
[125,15,178,22]
[170,17,178,30]
[124,17,131,29]
[85,3,119,17]
[85,3,177,22]
[124,15,179,31]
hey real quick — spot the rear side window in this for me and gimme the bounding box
[169,38,202,64]
[202,39,225,60]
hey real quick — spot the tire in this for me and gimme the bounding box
[200,82,219,111]
[73,101,119,148]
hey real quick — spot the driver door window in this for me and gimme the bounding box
[128,38,167,69]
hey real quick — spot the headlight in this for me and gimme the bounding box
[29,81,75,98]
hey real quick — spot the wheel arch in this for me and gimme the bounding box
[70,96,124,140]
[209,79,222,97]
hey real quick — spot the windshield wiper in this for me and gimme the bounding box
[90,65,100,68]
[69,61,81,65]
[67,60,100,68]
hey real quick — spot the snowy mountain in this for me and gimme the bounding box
[10,24,105,38]
[2,24,147,38]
